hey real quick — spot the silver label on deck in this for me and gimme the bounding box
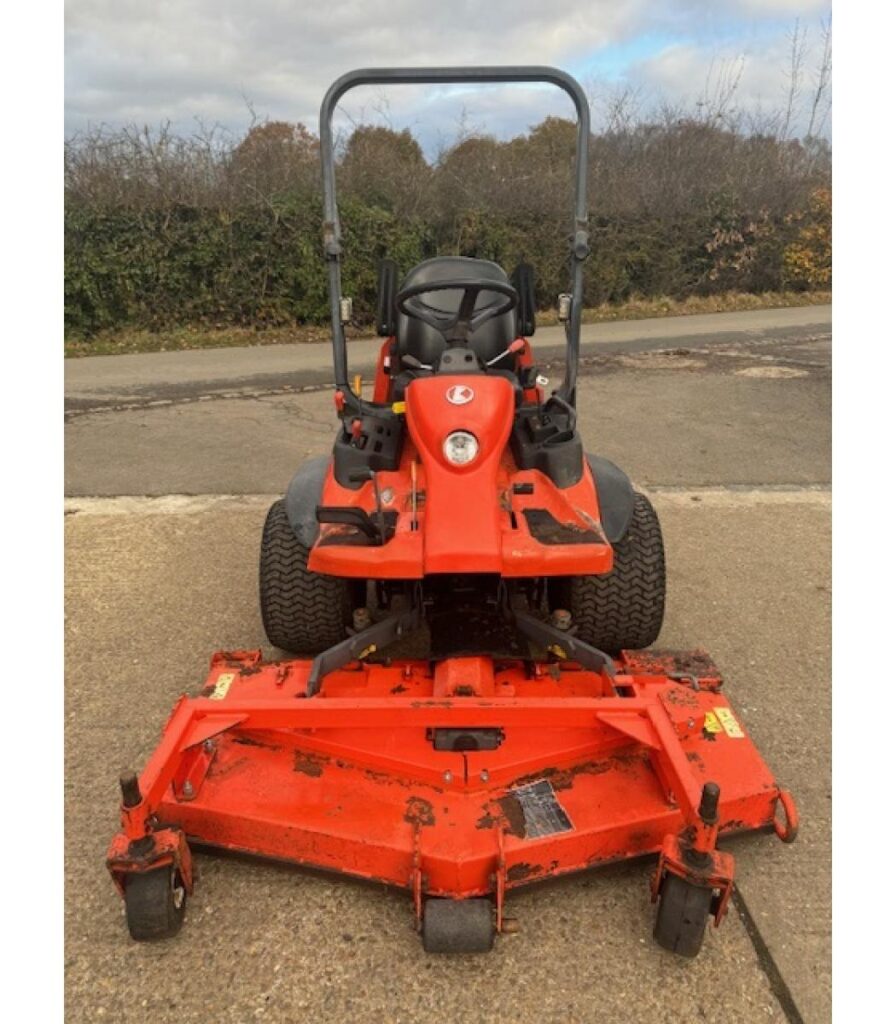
[512,780,574,839]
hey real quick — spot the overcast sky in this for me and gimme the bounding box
[65,1,832,149]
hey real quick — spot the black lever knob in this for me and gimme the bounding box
[698,782,720,825]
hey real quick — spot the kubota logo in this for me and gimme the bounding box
[446,384,475,405]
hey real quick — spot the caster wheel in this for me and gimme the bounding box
[422,898,495,954]
[653,873,713,958]
[124,864,187,941]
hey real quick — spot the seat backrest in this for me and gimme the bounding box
[396,256,517,367]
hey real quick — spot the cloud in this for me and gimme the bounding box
[718,0,829,14]
[631,21,831,136]
[65,1,832,143]
[65,0,648,136]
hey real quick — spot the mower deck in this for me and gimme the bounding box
[107,647,797,952]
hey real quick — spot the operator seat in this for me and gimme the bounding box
[396,256,518,370]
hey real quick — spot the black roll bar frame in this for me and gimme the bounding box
[319,67,590,407]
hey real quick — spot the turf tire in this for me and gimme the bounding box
[259,498,351,654]
[555,491,665,654]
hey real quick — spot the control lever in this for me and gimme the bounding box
[349,469,387,543]
[485,338,526,367]
[401,354,433,372]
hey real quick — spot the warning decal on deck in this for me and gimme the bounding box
[209,672,236,700]
[703,711,722,734]
[714,706,745,739]
[511,780,574,839]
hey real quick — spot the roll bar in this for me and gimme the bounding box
[319,67,591,406]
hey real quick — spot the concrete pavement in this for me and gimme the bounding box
[64,308,831,1023]
[65,493,829,1024]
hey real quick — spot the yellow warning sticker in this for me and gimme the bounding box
[703,711,722,734]
[715,706,744,739]
[391,401,406,414]
[209,672,236,700]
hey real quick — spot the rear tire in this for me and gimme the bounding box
[553,491,665,653]
[259,499,351,654]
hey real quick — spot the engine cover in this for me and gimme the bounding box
[405,375,514,573]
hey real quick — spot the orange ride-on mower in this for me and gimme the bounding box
[107,68,798,956]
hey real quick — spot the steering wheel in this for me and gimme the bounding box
[395,279,518,346]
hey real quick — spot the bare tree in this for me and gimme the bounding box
[781,19,808,140]
[807,17,833,140]
[698,55,746,127]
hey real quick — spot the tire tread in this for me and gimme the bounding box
[653,873,713,957]
[259,499,349,654]
[564,491,666,653]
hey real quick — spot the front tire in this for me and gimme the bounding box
[422,898,495,954]
[124,865,187,941]
[653,873,713,958]
[553,491,665,653]
[259,499,351,654]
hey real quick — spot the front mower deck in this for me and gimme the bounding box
[107,647,797,953]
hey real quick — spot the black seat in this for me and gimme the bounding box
[396,256,517,369]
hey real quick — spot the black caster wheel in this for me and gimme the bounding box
[421,898,495,954]
[653,873,714,958]
[124,864,187,941]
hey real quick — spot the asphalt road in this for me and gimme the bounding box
[64,304,829,413]
[65,308,831,1024]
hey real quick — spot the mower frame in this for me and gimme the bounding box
[108,648,798,952]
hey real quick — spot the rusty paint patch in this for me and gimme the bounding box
[664,687,700,708]
[293,751,326,777]
[720,819,748,833]
[506,862,541,883]
[510,757,629,792]
[497,794,527,838]
[362,766,401,786]
[586,849,621,866]
[475,808,500,831]
[624,648,722,681]
[404,796,436,827]
[206,755,249,779]
[680,824,698,846]
[521,508,601,545]
[390,683,408,694]
[233,735,281,751]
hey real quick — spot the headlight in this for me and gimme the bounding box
[443,430,479,466]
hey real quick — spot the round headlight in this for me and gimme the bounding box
[443,430,479,466]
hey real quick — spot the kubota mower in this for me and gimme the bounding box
[107,67,798,956]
